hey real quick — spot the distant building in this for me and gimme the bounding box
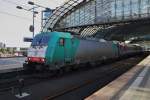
[0,42,6,48]
[5,47,28,56]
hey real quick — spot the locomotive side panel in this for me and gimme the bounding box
[74,40,117,63]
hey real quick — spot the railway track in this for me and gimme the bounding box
[44,54,148,100]
[0,53,148,98]
[0,70,54,92]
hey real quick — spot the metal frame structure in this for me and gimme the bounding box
[42,0,85,32]
[42,0,150,37]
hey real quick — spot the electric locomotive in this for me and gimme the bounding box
[23,31,142,70]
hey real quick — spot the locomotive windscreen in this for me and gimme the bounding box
[31,34,51,46]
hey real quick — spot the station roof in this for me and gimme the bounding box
[42,0,150,43]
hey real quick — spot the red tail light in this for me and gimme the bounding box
[27,57,45,63]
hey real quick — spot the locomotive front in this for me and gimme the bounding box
[23,33,51,70]
[23,31,73,70]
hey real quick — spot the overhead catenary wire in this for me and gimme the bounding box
[1,0,29,8]
[0,10,40,23]
[0,0,40,21]
[0,10,32,21]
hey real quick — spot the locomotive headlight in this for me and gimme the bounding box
[41,58,45,62]
[28,57,31,61]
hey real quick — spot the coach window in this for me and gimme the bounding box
[59,38,65,46]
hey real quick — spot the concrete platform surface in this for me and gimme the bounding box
[86,55,150,100]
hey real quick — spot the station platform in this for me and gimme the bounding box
[86,54,150,100]
[0,57,25,73]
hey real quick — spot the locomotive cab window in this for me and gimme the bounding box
[59,38,65,46]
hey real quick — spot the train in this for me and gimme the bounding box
[23,31,143,71]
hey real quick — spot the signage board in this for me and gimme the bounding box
[24,37,33,42]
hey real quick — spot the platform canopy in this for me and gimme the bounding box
[42,0,150,38]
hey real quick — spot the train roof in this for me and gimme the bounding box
[37,31,72,39]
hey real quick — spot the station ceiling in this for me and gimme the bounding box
[42,0,150,43]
